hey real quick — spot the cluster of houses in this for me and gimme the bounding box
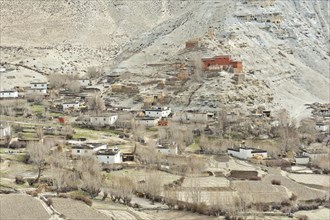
[71,142,122,164]
[0,81,48,99]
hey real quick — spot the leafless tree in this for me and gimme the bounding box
[35,126,44,140]
[87,93,105,115]
[48,73,67,89]
[26,141,51,182]
[75,156,102,198]
[299,118,316,145]
[216,108,230,137]
[105,175,135,204]
[49,150,68,194]
[274,109,300,155]
[192,52,204,82]
[145,171,163,203]
[25,91,43,103]
[87,66,103,79]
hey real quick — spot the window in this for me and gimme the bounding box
[34,84,37,87]
[104,118,106,121]
[107,156,109,158]
[77,150,80,153]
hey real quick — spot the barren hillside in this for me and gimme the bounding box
[0,0,329,117]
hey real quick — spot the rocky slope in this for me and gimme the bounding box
[0,0,329,118]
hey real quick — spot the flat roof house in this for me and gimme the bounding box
[136,117,160,127]
[294,156,309,165]
[71,143,107,157]
[0,90,18,99]
[63,101,80,111]
[144,106,171,118]
[228,147,267,160]
[30,82,47,94]
[0,123,11,138]
[96,148,122,164]
[90,114,118,127]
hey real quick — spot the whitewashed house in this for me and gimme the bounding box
[0,123,11,138]
[71,143,107,157]
[315,123,329,132]
[136,117,160,127]
[156,145,178,155]
[0,90,18,98]
[96,148,122,164]
[90,115,118,127]
[145,106,171,118]
[30,82,47,94]
[294,156,309,165]
[78,79,92,87]
[227,147,268,160]
[63,101,80,111]
[302,149,328,161]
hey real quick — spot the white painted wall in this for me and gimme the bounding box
[0,125,11,138]
[31,83,47,89]
[228,148,267,159]
[96,152,122,164]
[136,118,159,127]
[71,148,94,157]
[63,102,80,110]
[90,115,118,126]
[145,107,171,118]
[295,157,309,165]
[315,124,329,132]
[0,91,18,98]
[78,79,92,87]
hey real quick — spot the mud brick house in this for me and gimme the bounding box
[202,55,243,73]
[185,38,201,49]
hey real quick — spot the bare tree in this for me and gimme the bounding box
[274,109,300,155]
[192,52,204,82]
[299,118,316,145]
[48,73,67,89]
[105,175,135,204]
[27,141,51,182]
[75,156,102,198]
[49,150,68,194]
[87,66,103,79]
[216,108,230,137]
[145,171,163,203]
[87,93,105,115]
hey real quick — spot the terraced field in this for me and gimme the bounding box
[288,174,330,188]
[263,174,328,201]
[0,194,50,220]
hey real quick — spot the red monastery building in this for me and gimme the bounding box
[202,55,243,73]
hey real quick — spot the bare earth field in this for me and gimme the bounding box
[52,198,108,220]
[0,194,50,220]
[263,174,328,201]
[288,173,330,189]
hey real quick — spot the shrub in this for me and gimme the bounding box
[46,198,53,206]
[290,193,298,201]
[26,178,36,186]
[9,141,26,149]
[15,175,25,185]
[249,176,261,181]
[298,215,309,220]
[255,202,270,212]
[58,193,68,198]
[281,199,291,207]
[196,202,208,215]
[72,195,92,206]
[271,179,281,185]
[31,191,38,197]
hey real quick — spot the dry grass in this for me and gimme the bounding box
[263,174,328,201]
[288,174,330,188]
[52,198,108,220]
[0,194,50,220]
[233,181,289,203]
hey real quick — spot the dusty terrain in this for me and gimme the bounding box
[0,0,329,117]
